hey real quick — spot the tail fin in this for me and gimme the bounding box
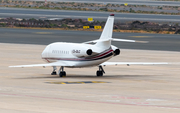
[95,14,114,49]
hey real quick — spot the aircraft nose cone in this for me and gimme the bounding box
[41,46,49,58]
[41,49,46,58]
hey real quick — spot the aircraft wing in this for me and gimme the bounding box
[100,62,169,66]
[9,61,75,68]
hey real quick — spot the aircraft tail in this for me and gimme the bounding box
[95,14,114,49]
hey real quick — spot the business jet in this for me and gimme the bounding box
[9,14,168,77]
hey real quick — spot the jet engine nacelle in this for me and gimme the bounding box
[72,49,92,57]
[111,45,120,56]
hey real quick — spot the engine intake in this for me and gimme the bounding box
[86,49,92,55]
[114,49,120,56]
[72,49,93,57]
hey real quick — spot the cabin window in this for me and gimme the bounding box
[52,50,69,54]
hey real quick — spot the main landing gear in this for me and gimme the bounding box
[96,66,105,77]
[51,66,66,77]
[52,66,104,77]
[58,66,66,77]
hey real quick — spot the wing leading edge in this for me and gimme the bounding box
[9,61,76,68]
[9,61,170,68]
[100,62,169,66]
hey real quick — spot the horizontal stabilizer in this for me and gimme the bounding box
[83,38,148,44]
[112,38,148,43]
[111,38,135,42]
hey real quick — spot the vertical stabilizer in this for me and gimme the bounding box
[95,14,114,49]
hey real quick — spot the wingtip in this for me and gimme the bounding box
[135,40,149,43]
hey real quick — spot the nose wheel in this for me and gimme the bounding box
[96,66,105,76]
[51,66,57,75]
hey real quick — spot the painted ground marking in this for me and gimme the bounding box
[46,81,108,84]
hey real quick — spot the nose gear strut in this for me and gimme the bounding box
[51,66,57,75]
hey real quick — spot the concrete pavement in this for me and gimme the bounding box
[0,43,180,113]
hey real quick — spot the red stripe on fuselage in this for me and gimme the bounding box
[42,49,113,61]
[89,49,113,60]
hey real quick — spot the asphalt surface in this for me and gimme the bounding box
[0,28,180,52]
[1,7,180,23]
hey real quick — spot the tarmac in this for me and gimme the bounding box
[0,43,180,113]
[1,7,180,23]
[1,28,180,52]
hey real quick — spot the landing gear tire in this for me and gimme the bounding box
[59,71,66,77]
[51,71,57,75]
[96,66,105,77]
[51,66,57,75]
[96,71,103,76]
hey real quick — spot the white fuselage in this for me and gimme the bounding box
[9,14,167,77]
[41,42,114,67]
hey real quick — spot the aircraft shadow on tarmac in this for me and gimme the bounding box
[16,74,156,80]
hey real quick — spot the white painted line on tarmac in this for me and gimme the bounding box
[146,99,167,101]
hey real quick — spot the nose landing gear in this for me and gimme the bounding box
[51,66,66,77]
[51,66,57,75]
